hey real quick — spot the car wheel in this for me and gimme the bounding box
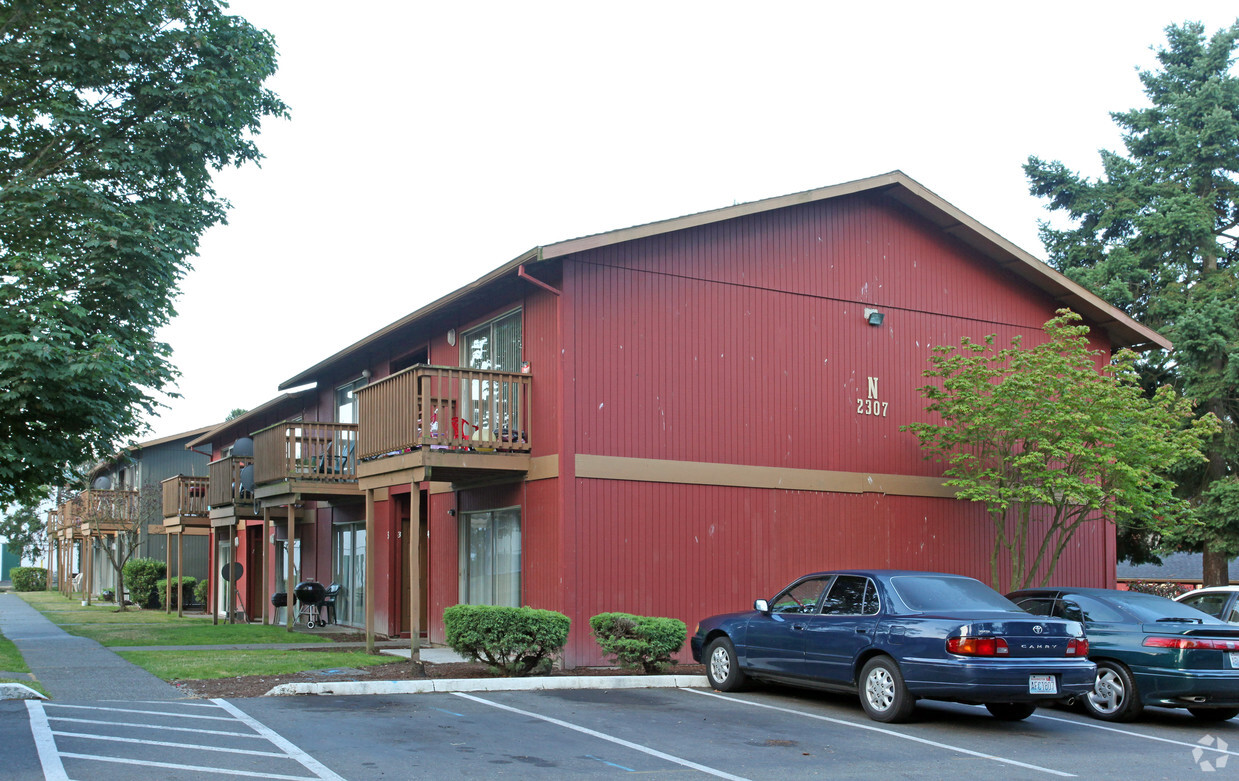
[705,637,748,692]
[1188,707,1239,722]
[1083,661,1142,722]
[859,656,915,723]
[985,702,1037,721]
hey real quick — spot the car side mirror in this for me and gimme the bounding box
[754,599,770,613]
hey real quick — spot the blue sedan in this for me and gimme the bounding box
[1008,587,1239,722]
[690,570,1096,723]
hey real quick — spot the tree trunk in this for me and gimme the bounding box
[1203,545,1230,587]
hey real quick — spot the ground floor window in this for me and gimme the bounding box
[459,507,521,607]
[332,523,366,626]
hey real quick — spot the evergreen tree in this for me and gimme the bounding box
[1025,20,1239,584]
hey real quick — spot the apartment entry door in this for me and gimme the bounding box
[400,491,429,637]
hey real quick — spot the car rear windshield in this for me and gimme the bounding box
[1100,591,1218,623]
[890,575,1017,612]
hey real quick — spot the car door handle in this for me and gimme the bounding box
[792,624,806,631]
[856,628,867,634]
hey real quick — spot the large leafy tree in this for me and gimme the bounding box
[0,1,287,505]
[903,311,1217,590]
[1024,20,1239,583]
[0,500,46,562]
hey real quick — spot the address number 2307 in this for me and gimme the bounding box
[856,376,888,417]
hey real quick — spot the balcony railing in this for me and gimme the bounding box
[253,421,358,485]
[208,456,254,508]
[356,365,532,461]
[71,489,138,528]
[161,476,209,520]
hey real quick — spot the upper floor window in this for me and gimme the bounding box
[462,310,521,372]
[336,379,365,424]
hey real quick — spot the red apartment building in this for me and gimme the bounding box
[190,172,1167,664]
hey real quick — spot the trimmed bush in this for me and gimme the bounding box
[10,567,47,592]
[155,577,199,609]
[193,578,209,607]
[444,604,570,676]
[590,612,687,673]
[122,558,167,608]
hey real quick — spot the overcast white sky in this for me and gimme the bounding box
[143,1,1239,441]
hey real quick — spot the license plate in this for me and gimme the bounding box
[1029,675,1057,695]
[1230,652,1239,669]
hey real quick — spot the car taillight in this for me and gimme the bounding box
[1066,637,1088,657]
[947,636,1010,656]
[1144,637,1239,651]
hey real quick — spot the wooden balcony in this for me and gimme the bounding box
[355,365,532,487]
[251,420,361,504]
[161,476,209,529]
[208,456,255,508]
[73,489,138,534]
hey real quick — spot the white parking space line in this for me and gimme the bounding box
[684,689,1075,777]
[47,715,268,738]
[26,699,345,781]
[51,730,290,758]
[212,699,347,781]
[454,691,754,781]
[1032,712,1239,755]
[43,702,239,721]
[25,700,68,781]
[55,753,319,780]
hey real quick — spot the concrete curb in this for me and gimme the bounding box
[0,683,47,700]
[265,674,709,697]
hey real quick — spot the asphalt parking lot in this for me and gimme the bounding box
[6,684,1239,780]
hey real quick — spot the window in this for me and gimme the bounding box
[821,575,879,615]
[771,578,829,614]
[1180,593,1230,621]
[1055,596,1125,625]
[332,523,366,626]
[336,379,365,424]
[459,507,521,607]
[461,310,522,437]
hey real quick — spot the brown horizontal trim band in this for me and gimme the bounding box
[574,455,957,498]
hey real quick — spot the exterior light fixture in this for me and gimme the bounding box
[864,308,885,326]
[447,328,457,346]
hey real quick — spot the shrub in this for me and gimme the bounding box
[193,578,210,607]
[10,567,47,592]
[122,558,167,608]
[444,604,570,676]
[590,612,687,673]
[155,577,199,609]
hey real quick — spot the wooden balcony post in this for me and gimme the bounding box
[84,534,92,605]
[177,532,184,619]
[227,522,236,624]
[410,488,420,662]
[165,536,172,614]
[262,509,270,626]
[286,505,294,633]
[365,488,374,654]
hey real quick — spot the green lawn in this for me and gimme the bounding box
[0,629,29,673]
[117,649,402,681]
[17,591,330,646]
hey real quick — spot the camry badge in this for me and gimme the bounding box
[1032,625,1044,634]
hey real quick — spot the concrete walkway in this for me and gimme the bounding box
[0,593,184,702]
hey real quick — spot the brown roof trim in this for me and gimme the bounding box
[278,172,1168,387]
[130,424,218,452]
[185,389,316,449]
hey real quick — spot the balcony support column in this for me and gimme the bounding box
[227,522,236,624]
[365,488,375,654]
[177,532,184,619]
[286,505,295,633]
[409,487,420,663]
[165,533,172,614]
[262,509,270,626]
[212,529,219,626]
[84,534,92,605]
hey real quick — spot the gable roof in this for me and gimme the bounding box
[185,389,316,450]
[279,171,1168,389]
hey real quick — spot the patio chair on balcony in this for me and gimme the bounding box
[316,439,356,476]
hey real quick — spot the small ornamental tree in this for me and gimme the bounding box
[903,310,1218,590]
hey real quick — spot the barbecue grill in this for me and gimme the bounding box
[293,580,328,628]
